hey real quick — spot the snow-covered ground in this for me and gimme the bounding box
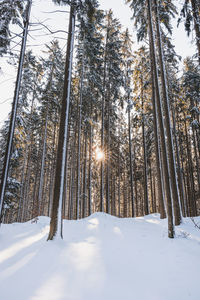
[0,213,200,300]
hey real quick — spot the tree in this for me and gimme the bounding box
[47,1,76,240]
[48,0,98,240]
[100,10,123,213]
[121,29,135,217]
[147,0,174,237]
[0,0,32,220]
[153,0,182,226]
[0,0,25,56]
[179,0,200,64]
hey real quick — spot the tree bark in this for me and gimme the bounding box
[147,0,174,238]
[149,46,166,219]
[153,0,182,225]
[48,3,76,240]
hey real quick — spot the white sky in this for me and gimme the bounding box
[0,0,196,127]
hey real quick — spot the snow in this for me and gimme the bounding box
[0,213,200,300]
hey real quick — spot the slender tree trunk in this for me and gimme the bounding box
[153,172,157,213]
[141,86,149,215]
[110,173,114,216]
[76,59,84,219]
[149,161,154,213]
[48,3,76,240]
[17,142,28,222]
[71,124,78,219]
[192,128,200,192]
[123,169,127,218]
[128,102,135,217]
[0,0,32,218]
[153,0,182,225]
[118,142,121,217]
[36,106,49,218]
[147,0,174,237]
[82,131,88,219]
[88,113,93,217]
[184,117,197,216]
[149,47,166,219]
[48,119,58,217]
[133,143,138,216]
[172,103,186,217]
[106,86,111,214]
[100,27,109,212]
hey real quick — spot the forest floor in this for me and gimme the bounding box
[0,213,200,300]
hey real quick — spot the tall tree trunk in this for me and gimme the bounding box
[48,118,58,217]
[128,102,135,217]
[123,169,127,218]
[36,106,49,218]
[153,171,157,213]
[192,128,200,192]
[100,27,109,212]
[149,161,154,213]
[133,143,138,216]
[70,123,78,220]
[48,3,76,240]
[82,131,88,219]
[118,141,121,217]
[17,142,29,222]
[88,115,93,217]
[76,59,84,219]
[0,0,32,218]
[141,84,149,215]
[149,47,166,219]
[106,86,111,214]
[147,0,174,238]
[184,117,197,216]
[153,0,182,225]
[172,102,186,217]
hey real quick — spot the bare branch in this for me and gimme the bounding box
[30,18,68,35]
[30,18,52,25]
[10,30,23,39]
[26,43,48,47]
[29,27,47,32]
[27,32,36,41]
[41,10,70,14]
[37,22,68,35]
[8,38,23,52]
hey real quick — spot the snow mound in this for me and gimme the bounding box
[0,213,200,300]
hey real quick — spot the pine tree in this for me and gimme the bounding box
[179,0,200,63]
[48,0,98,240]
[0,0,25,56]
[0,0,32,220]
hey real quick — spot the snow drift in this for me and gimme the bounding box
[0,213,200,300]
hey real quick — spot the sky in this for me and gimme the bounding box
[0,0,195,127]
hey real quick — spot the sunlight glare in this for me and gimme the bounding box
[96,149,104,161]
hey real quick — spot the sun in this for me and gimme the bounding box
[95,148,104,161]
